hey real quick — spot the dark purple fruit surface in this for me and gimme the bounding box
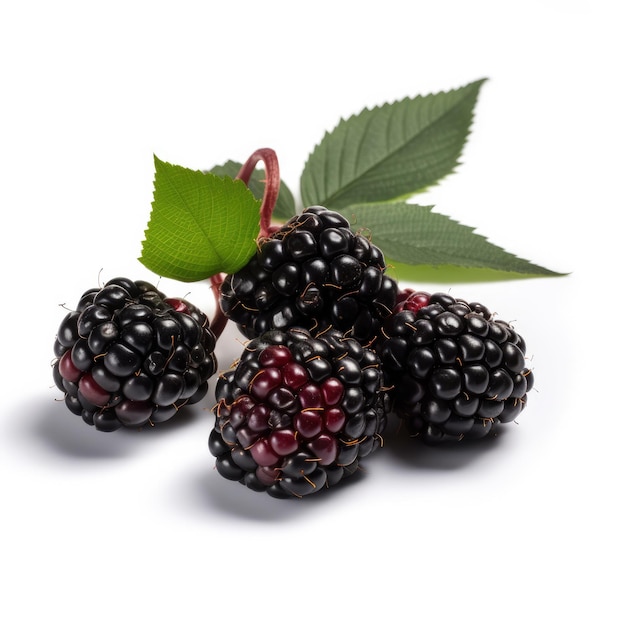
[53,277,218,431]
[219,206,398,345]
[209,326,387,498]
[377,290,534,444]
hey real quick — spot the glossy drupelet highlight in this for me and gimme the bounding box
[378,290,534,444]
[52,277,218,431]
[219,206,398,345]
[209,326,388,498]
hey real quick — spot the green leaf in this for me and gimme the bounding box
[209,160,297,221]
[338,202,565,281]
[139,155,261,282]
[300,79,486,209]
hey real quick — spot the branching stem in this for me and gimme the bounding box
[235,147,280,239]
[208,273,228,339]
[208,148,280,339]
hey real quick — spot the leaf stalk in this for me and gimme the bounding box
[207,148,281,340]
[235,147,280,238]
[208,273,229,340]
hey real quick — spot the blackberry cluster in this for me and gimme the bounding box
[378,290,534,444]
[209,326,387,498]
[219,205,398,344]
[53,277,218,431]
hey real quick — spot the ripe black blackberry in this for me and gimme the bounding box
[378,290,534,444]
[52,277,218,431]
[219,206,398,344]
[209,326,387,498]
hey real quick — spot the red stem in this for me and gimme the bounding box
[208,148,281,339]
[235,147,280,238]
[208,273,228,340]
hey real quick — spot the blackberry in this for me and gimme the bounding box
[52,277,218,431]
[219,205,398,344]
[209,326,387,498]
[378,290,534,444]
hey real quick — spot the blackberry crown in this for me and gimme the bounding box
[378,291,534,444]
[53,277,218,431]
[219,206,398,345]
[209,326,388,498]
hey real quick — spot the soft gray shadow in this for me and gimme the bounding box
[13,392,206,461]
[181,460,369,522]
[380,414,512,471]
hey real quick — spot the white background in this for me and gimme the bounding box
[1,1,623,624]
